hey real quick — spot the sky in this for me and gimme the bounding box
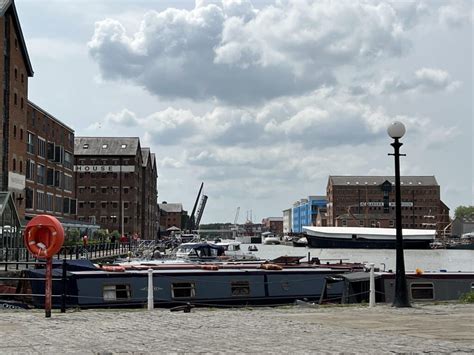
[18,0,473,223]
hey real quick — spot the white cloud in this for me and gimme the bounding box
[88,0,423,104]
[438,1,472,28]
[352,67,461,95]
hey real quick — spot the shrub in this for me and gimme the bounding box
[459,291,474,303]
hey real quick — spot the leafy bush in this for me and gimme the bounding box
[459,291,474,303]
[65,228,80,245]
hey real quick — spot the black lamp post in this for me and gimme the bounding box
[387,121,411,307]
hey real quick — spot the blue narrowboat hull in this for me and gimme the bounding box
[26,267,345,309]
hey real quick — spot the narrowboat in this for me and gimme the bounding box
[24,258,364,309]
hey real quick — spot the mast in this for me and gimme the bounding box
[187,182,204,232]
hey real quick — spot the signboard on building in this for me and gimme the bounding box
[73,165,135,173]
[8,172,25,190]
[359,201,413,207]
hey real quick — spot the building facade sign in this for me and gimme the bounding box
[74,165,135,173]
[8,172,26,190]
[359,201,413,207]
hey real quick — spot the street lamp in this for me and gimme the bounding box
[387,121,411,307]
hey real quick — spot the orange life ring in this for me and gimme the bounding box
[101,265,126,272]
[24,215,64,259]
[260,263,283,271]
[201,265,219,271]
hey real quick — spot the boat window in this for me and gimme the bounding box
[231,281,250,296]
[410,282,434,300]
[172,282,196,298]
[103,284,131,301]
[234,244,240,251]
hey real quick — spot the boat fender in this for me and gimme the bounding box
[201,265,219,271]
[415,268,423,275]
[101,265,126,272]
[24,215,65,259]
[260,263,283,271]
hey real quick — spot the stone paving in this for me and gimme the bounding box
[0,303,473,354]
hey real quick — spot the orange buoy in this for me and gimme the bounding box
[201,264,219,271]
[24,215,64,259]
[101,265,126,272]
[260,263,283,271]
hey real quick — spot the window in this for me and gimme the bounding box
[37,137,46,158]
[100,216,107,224]
[12,158,16,171]
[112,202,118,209]
[55,196,62,213]
[27,133,35,154]
[102,144,108,149]
[25,188,33,209]
[90,187,96,194]
[103,285,131,301]
[171,282,195,298]
[359,220,364,227]
[124,202,129,209]
[46,194,53,212]
[70,199,77,214]
[54,170,61,188]
[231,281,250,296]
[26,160,35,180]
[63,197,70,214]
[13,125,16,138]
[54,145,64,163]
[389,220,394,227]
[90,202,96,209]
[64,174,73,191]
[46,168,54,186]
[19,160,22,173]
[64,151,73,170]
[101,202,107,208]
[83,144,89,149]
[411,283,434,300]
[21,97,23,109]
[47,142,55,160]
[121,144,127,149]
[124,187,129,194]
[124,217,129,224]
[101,187,107,193]
[37,164,45,184]
[20,129,23,140]
[21,73,24,83]
[36,191,45,210]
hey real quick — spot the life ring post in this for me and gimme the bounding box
[23,215,65,318]
[45,257,53,318]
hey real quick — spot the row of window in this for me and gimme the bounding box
[26,133,73,169]
[25,160,73,190]
[77,216,131,224]
[77,159,131,165]
[13,92,25,109]
[25,188,76,214]
[29,110,74,147]
[13,66,26,85]
[78,201,130,209]
[78,186,131,194]
[103,281,251,302]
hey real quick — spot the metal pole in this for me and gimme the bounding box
[45,257,53,318]
[147,268,154,310]
[61,259,67,313]
[391,138,410,307]
[369,263,375,307]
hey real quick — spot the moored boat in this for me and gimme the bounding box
[292,237,308,248]
[304,226,435,249]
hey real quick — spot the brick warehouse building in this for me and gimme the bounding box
[0,0,34,218]
[25,101,76,221]
[140,148,158,240]
[326,176,450,236]
[74,137,158,239]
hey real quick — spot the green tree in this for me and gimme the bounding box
[95,229,108,243]
[454,205,474,219]
[66,228,80,245]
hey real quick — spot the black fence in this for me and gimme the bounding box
[0,242,133,271]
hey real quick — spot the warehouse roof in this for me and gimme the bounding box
[329,176,438,186]
[75,137,140,156]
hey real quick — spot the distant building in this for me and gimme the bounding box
[282,208,292,235]
[159,202,185,231]
[74,137,158,239]
[327,175,450,235]
[292,196,327,233]
[261,217,283,236]
[451,215,474,237]
[25,101,76,222]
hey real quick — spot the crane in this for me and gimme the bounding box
[234,207,240,226]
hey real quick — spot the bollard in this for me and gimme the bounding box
[369,263,375,308]
[147,268,154,310]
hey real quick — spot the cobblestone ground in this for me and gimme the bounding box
[0,303,473,354]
